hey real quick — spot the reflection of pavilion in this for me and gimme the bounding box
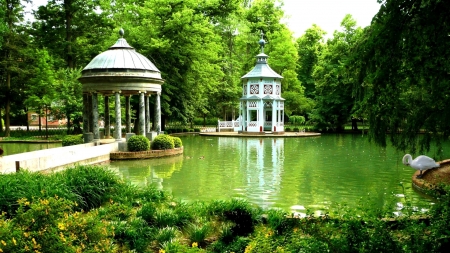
[219,137,284,209]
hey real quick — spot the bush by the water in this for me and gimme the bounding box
[62,134,83,146]
[151,134,174,150]
[127,135,150,151]
[1,165,450,252]
[173,136,183,148]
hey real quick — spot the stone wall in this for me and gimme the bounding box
[0,142,119,174]
[110,147,183,160]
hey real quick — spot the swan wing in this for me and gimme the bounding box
[412,155,440,170]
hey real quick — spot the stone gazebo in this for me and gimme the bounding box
[78,29,164,143]
[239,34,285,134]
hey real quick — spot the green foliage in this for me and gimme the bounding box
[61,134,83,146]
[2,165,450,252]
[285,127,291,132]
[151,134,175,150]
[186,222,211,246]
[127,135,150,152]
[310,14,363,132]
[207,198,261,237]
[289,115,305,126]
[173,137,183,148]
[352,0,450,153]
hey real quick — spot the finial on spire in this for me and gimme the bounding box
[119,28,125,38]
[258,30,266,53]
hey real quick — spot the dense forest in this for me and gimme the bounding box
[1,0,449,152]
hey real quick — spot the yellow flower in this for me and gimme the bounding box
[191,242,198,248]
[159,249,166,253]
[32,238,37,245]
[12,237,16,245]
[58,222,66,230]
[0,241,5,246]
[24,232,29,238]
[0,247,3,252]
[60,233,66,242]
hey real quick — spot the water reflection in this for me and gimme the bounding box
[108,134,444,214]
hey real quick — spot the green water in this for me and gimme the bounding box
[0,142,62,156]
[109,134,449,214]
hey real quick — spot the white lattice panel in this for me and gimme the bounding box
[279,101,284,108]
[264,101,272,108]
[250,84,259,94]
[264,84,273,94]
[276,85,280,95]
[248,101,257,108]
[249,122,258,127]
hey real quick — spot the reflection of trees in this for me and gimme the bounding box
[108,155,184,187]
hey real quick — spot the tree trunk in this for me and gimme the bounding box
[5,73,11,137]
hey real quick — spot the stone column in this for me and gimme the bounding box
[104,95,110,138]
[125,95,131,133]
[115,91,122,141]
[139,91,146,135]
[154,91,161,133]
[272,101,276,132]
[145,95,150,133]
[92,92,100,141]
[88,94,94,133]
[82,93,89,134]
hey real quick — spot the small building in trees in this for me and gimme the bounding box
[239,34,285,134]
[78,29,164,143]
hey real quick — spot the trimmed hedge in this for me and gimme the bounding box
[173,137,183,148]
[62,134,83,146]
[127,135,150,152]
[151,134,175,150]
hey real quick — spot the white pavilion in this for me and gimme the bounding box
[239,34,285,134]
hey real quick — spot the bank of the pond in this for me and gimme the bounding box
[110,147,184,160]
[1,165,449,253]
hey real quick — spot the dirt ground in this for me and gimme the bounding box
[413,159,450,190]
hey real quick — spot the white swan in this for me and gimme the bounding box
[402,154,440,178]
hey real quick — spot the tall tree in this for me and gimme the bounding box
[53,67,83,134]
[296,24,326,99]
[0,0,27,137]
[32,0,113,68]
[24,49,56,134]
[354,0,450,153]
[310,14,363,131]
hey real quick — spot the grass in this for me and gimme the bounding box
[1,165,450,252]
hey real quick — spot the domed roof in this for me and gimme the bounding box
[83,37,160,72]
[79,29,164,95]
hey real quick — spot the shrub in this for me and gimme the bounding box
[151,134,174,150]
[62,134,83,146]
[293,127,299,132]
[173,137,182,148]
[285,127,291,132]
[194,128,201,132]
[127,135,150,152]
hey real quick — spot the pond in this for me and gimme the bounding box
[109,134,449,215]
[0,142,62,156]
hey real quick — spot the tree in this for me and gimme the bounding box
[53,68,83,134]
[310,14,363,131]
[0,0,27,137]
[32,0,114,69]
[296,24,326,99]
[354,0,450,153]
[24,49,56,135]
